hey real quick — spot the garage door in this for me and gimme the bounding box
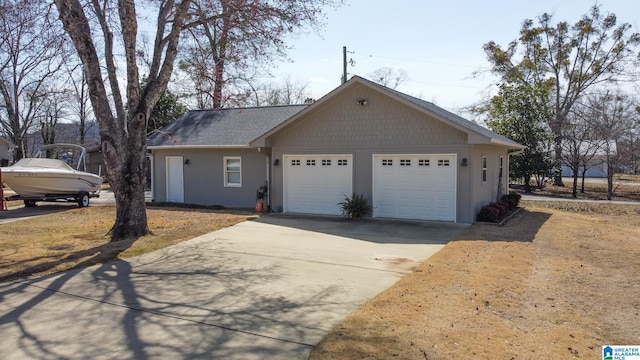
[373,154,456,221]
[283,155,352,215]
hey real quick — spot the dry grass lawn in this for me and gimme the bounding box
[0,206,253,282]
[310,202,640,359]
[2,180,639,358]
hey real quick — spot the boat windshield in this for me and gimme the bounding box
[13,158,75,171]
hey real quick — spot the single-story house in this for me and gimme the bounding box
[0,137,13,166]
[561,140,617,178]
[148,76,525,223]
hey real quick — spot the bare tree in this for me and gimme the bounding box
[65,68,96,147]
[178,0,341,109]
[587,90,636,199]
[239,76,310,107]
[368,67,410,89]
[54,0,192,241]
[0,0,69,160]
[561,109,605,197]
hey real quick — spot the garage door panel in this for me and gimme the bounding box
[373,154,456,222]
[284,155,352,215]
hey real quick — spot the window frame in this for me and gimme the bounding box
[223,156,242,187]
[482,155,488,183]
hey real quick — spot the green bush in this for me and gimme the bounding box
[338,193,372,219]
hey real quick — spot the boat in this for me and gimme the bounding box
[0,144,103,207]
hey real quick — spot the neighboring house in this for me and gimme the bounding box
[561,140,617,178]
[86,144,105,176]
[148,76,525,223]
[0,138,13,166]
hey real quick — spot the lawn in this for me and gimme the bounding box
[0,206,253,282]
[2,180,639,359]
[309,201,640,359]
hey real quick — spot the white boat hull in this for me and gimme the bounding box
[1,159,103,198]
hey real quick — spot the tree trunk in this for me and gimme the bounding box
[102,111,150,241]
[554,137,564,186]
[109,171,149,240]
[524,175,532,193]
[607,162,614,201]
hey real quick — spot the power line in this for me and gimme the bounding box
[348,51,490,70]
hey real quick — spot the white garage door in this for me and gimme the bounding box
[373,154,456,221]
[283,155,352,215]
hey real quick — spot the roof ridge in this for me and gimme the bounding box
[191,104,308,112]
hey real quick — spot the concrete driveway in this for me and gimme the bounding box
[0,215,467,359]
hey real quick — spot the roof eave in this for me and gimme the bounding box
[489,138,527,149]
[147,144,251,150]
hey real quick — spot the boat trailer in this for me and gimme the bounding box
[2,191,100,209]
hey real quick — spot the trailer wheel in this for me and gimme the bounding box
[77,191,90,208]
[24,200,37,207]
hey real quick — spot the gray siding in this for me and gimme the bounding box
[470,145,510,220]
[266,83,490,223]
[152,148,268,208]
[0,140,9,164]
[271,83,467,149]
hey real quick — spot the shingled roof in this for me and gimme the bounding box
[147,105,307,148]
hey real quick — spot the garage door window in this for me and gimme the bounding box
[338,159,348,166]
[400,159,411,166]
[418,159,430,166]
[322,159,332,166]
[306,159,316,166]
[382,159,393,166]
[438,159,450,166]
[224,156,241,187]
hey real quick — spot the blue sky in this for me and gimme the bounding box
[267,0,640,111]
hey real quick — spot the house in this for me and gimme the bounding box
[561,140,617,178]
[148,76,525,223]
[0,137,13,166]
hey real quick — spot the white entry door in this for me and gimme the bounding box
[166,156,184,202]
[283,155,352,215]
[373,154,456,221]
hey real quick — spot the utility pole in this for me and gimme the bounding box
[342,46,347,84]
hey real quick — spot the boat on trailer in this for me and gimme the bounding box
[0,144,103,207]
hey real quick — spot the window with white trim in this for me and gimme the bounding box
[418,159,430,166]
[482,156,488,183]
[224,156,241,187]
[382,159,393,166]
[400,159,411,166]
[291,159,301,166]
[438,159,450,167]
[306,159,316,166]
[338,159,348,166]
[322,159,332,166]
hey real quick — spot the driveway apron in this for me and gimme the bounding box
[0,216,467,359]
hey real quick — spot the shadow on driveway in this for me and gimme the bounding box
[252,214,469,245]
[0,203,78,224]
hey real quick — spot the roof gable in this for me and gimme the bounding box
[251,76,525,149]
[148,105,307,148]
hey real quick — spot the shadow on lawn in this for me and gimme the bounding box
[453,209,552,243]
[0,241,334,359]
[0,239,135,283]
